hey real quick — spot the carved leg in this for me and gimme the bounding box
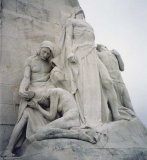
[99,61,130,121]
[122,86,135,113]
[1,110,28,157]
[29,128,98,144]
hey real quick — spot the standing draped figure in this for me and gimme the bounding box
[52,7,126,128]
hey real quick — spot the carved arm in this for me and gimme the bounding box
[111,49,124,71]
[38,92,58,121]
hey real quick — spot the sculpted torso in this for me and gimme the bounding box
[26,55,53,83]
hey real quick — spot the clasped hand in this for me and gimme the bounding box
[27,100,38,109]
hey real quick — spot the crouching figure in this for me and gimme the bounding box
[29,88,98,144]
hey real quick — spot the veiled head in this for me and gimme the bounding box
[37,41,54,61]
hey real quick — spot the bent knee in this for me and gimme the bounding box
[23,108,31,119]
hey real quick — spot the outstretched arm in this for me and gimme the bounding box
[111,49,124,71]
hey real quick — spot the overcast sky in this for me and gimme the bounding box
[79,0,147,126]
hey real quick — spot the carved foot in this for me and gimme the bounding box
[1,149,15,158]
[85,129,99,144]
[87,135,97,144]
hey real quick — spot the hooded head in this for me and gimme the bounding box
[37,41,55,61]
[40,41,54,53]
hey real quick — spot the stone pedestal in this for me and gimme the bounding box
[1,118,147,160]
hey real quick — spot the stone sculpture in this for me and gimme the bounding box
[1,41,55,157]
[53,7,130,129]
[96,44,135,119]
[1,42,98,158]
[1,1,147,159]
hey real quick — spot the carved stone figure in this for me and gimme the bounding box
[53,7,129,128]
[28,88,98,144]
[96,44,135,118]
[2,41,99,158]
[1,1,147,160]
[30,88,80,129]
[2,41,56,157]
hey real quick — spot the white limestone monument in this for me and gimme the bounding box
[0,0,147,159]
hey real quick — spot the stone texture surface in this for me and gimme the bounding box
[0,125,14,152]
[0,104,18,125]
[0,0,147,159]
[2,118,147,160]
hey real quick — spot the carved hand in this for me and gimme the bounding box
[19,91,35,101]
[28,100,38,109]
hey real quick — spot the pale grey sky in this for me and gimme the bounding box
[79,0,147,126]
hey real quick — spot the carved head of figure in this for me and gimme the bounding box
[96,44,108,52]
[38,96,50,109]
[37,41,54,61]
[73,6,85,19]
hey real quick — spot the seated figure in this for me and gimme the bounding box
[2,41,56,157]
[2,41,98,158]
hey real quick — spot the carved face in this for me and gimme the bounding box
[39,47,52,61]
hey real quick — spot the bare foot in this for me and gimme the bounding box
[1,149,15,157]
[85,129,98,144]
[86,135,97,144]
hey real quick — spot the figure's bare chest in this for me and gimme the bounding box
[31,59,52,73]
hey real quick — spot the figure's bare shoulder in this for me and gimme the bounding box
[24,55,37,67]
